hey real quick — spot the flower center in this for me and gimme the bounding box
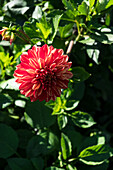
[36,66,56,90]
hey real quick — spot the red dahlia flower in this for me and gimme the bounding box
[14,44,73,102]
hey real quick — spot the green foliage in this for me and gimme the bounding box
[78,144,112,165]
[25,100,55,128]
[61,133,72,160]
[71,111,96,128]
[0,124,18,159]
[0,0,113,169]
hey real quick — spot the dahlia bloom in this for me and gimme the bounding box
[14,44,73,102]
[0,27,14,45]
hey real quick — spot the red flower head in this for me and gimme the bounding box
[14,44,73,102]
[0,27,14,45]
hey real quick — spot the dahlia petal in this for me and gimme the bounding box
[20,62,31,69]
[50,63,56,70]
[32,82,41,90]
[29,58,40,69]
[31,78,38,83]
[30,95,37,102]
[50,94,56,101]
[45,53,53,66]
[48,45,54,54]
[58,49,64,55]
[26,69,36,75]
[45,93,50,102]
[55,57,64,65]
[38,58,45,68]
[33,87,43,98]
[19,82,32,90]
[20,52,29,62]
[14,69,27,76]
[20,90,25,95]
[32,45,39,55]
[47,87,52,96]
[52,49,59,60]
[68,62,72,68]
[39,45,47,60]
[52,86,61,97]
[63,55,69,62]
[57,79,68,89]
[28,49,37,58]
[15,79,23,83]
[20,76,34,81]
[25,89,33,97]
[63,72,73,79]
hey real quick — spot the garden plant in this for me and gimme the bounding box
[0,0,113,169]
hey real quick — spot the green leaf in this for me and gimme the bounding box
[25,100,55,128]
[78,2,88,16]
[71,111,96,128]
[80,37,95,45]
[52,97,62,115]
[89,0,96,8]
[62,0,74,11]
[17,129,34,149]
[15,100,26,108]
[105,13,110,26]
[0,94,12,109]
[105,0,113,8]
[57,115,68,130]
[0,78,19,90]
[48,132,59,150]
[71,67,90,82]
[0,124,18,159]
[59,24,73,38]
[65,100,79,111]
[96,0,110,12]
[36,16,52,40]
[66,164,77,170]
[32,6,42,20]
[65,127,83,152]
[49,10,63,42]
[8,158,33,170]
[78,144,112,165]
[23,21,41,39]
[87,48,100,64]
[27,131,59,158]
[26,135,48,158]
[90,29,113,44]
[31,157,44,170]
[61,133,72,160]
[62,9,76,22]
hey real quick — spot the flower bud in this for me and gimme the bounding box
[0,27,15,45]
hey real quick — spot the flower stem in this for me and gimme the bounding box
[66,20,83,55]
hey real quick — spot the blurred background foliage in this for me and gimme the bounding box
[0,0,113,169]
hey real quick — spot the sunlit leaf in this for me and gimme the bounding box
[87,48,100,64]
[57,115,68,130]
[71,111,96,128]
[78,144,112,165]
[0,78,19,90]
[61,133,72,160]
[78,1,88,16]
